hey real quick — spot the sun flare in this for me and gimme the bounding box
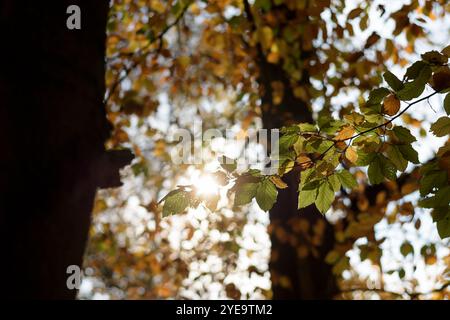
[194,174,220,196]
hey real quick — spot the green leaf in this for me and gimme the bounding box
[159,188,184,204]
[298,123,317,132]
[162,190,190,217]
[432,207,448,222]
[368,156,384,185]
[420,171,447,196]
[315,181,335,214]
[367,87,390,105]
[434,186,450,207]
[437,215,450,239]
[220,156,237,172]
[383,71,404,91]
[405,60,427,80]
[279,133,299,152]
[355,151,375,166]
[337,170,357,189]
[392,126,416,143]
[298,188,317,209]
[234,182,258,206]
[430,116,450,137]
[328,174,341,192]
[397,65,432,101]
[444,93,450,115]
[398,144,419,164]
[255,179,278,211]
[379,155,397,180]
[420,186,450,208]
[386,145,408,172]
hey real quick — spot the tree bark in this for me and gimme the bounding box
[256,32,338,300]
[0,1,131,299]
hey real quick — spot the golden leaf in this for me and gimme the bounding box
[335,126,355,141]
[345,146,358,163]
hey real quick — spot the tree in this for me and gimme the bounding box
[84,0,449,300]
[0,1,132,299]
[5,1,447,300]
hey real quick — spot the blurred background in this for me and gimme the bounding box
[78,0,449,299]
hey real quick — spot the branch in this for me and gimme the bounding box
[105,4,191,104]
[346,90,440,142]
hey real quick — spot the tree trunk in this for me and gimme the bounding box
[0,1,130,299]
[257,49,338,300]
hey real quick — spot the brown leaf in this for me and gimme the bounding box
[347,7,364,20]
[270,176,288,189]
[364,32,380,49]
[335,126,355,141]
[383,93,401,116]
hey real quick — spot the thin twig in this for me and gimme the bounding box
[105,4,191,104]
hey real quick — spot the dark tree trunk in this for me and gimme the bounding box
[257,50,338,300]
[0,1,131,299]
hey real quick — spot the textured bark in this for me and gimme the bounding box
[0,1,131,299]
[257,40,338,300]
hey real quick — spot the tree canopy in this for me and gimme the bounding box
[82,0,450,299]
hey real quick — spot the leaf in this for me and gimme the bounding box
[380,155,397,180]
[298,188,317,209]
[234,182,258,206]
[220,156,237,172]
[437,216,450,239]
[337,170,357,189]
[364,32,380,49]
[345,146,358,163]
[442,45,450,57]
[347,7,363,20]
[158,188,184,204]
[444,93,450,115]
[386,145,408,172]
[255,179,278,211]
[420,171,447,196]
[405,61,427,80]
[398,144,420,164]
[355,151,375,166]
[382,94,401,116]
[393,126,416,143]
[279,133,299,152]
[400,242,414,257]
[270,176,288,189]
[430,116,450,137]
[335,126,355,141]
[435,186,450,207]
[315,181,335,214]
[421,50,448,65]
[368,156,384,185]
[162,190,190,217]
[328,174,341,192]
[383,71,404,91]
[397,65,432,101]
[367,87,390,106]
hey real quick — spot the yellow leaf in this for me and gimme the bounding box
[345,146,358,163]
